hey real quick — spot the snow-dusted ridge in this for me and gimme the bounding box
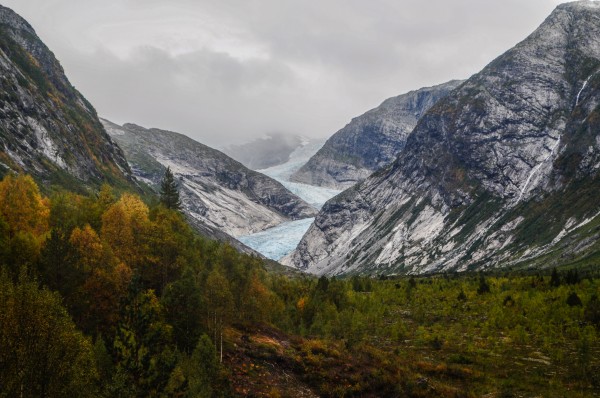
[291,80,463,190]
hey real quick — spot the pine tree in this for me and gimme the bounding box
[477,274,490,295]
[550,268,561,287]
[159,167,181,210]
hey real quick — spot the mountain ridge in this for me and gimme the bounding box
[0,5,133,191]
[103,119,317,238]
[223,133,305,170]
[285,1,600,275]
[290,80,463,189]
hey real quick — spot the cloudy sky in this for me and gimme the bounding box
[3,0,566,147]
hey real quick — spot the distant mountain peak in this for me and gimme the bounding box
[223,133,305,170]
[290,80,463,190]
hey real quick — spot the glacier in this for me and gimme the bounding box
[257,140,342,209]
[238,140,342,260]
[239,218,316,260]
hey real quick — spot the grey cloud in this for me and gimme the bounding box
[61,44,301,146]
[1,0,565,146]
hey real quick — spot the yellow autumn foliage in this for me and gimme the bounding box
[101,193,150,268]
[70,224,104,272]
[0,174,49,237]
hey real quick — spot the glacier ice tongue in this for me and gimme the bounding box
[239,140,342,259]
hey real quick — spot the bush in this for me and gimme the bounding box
[566,292,583,307]
[584,295,600,327]
[477,275,490,295]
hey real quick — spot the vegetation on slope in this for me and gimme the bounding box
[0,173,598,397]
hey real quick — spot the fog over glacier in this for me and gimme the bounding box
[1,0,565,147]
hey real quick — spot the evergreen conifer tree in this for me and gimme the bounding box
[159,167,181,210]
[550,268,561,287]
[477,274,490,295]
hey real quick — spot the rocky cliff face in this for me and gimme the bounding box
[0,6,132,190]
[285,2,600,275]
[291,80,462,189]
[103,120,317,237]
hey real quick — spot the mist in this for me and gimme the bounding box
[2,0,565,147]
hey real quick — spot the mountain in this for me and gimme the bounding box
[290,80,462,189]
[223,133,304,170]
[0,6,132,191]
[285,1,600,276]
[103,120,317,238]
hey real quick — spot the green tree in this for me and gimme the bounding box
[113,277,175,397]
[566,292,583,307]
[159,167,181,210]
[565,269,580,285]
[166,334,229,398]
[316,275,329,292]
[0,270,98,397]
[145,206,193,293]
[38,229,75,287]
[204,268,234,363]
[477,274,490,295]
[186,334,221,397]
[162,268,204,353]
[550,268,561,287]
[584,295,600,328]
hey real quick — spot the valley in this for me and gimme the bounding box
[0,1,600,397]
[239,139,342,260]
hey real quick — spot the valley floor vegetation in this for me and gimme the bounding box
[0,173,599,397]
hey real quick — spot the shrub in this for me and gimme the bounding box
[566,292,583,307]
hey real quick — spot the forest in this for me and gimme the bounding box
[0,173,599,397]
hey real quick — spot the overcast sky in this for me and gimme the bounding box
[3,0,567,147]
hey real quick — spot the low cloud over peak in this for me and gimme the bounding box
[3,0,564,147]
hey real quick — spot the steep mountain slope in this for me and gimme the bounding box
[103,120,317,237]
[285,1,600,275]
[291,80,462,189]
[0,6,132,190]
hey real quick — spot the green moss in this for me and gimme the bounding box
[0,26,50,95]
[449,191,503,245]
[374,197,418,237]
